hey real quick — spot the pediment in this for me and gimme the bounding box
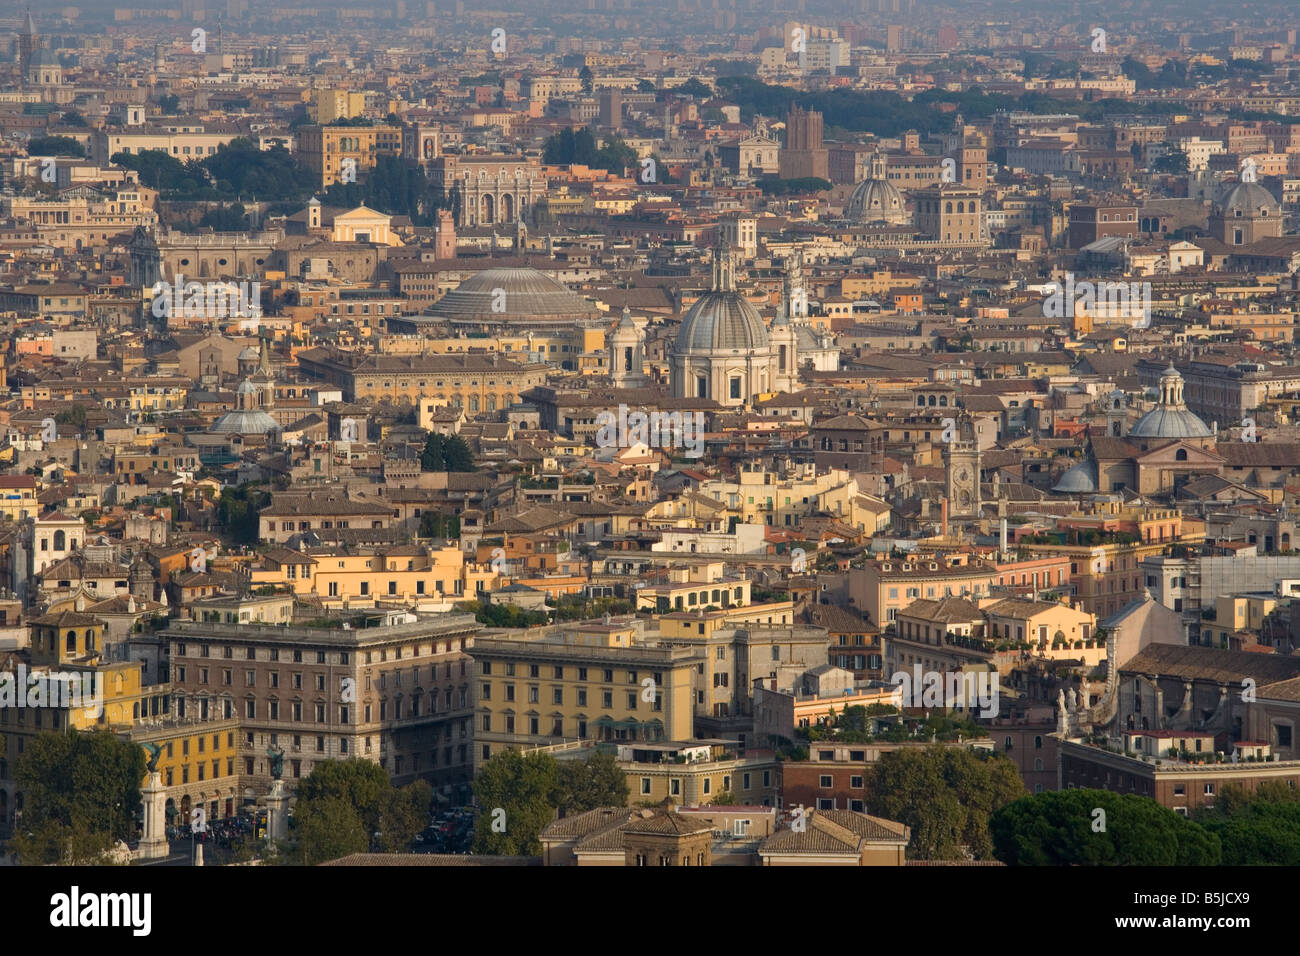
[1135,440,1224,465]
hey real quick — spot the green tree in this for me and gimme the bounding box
[1193,781,1300,864]
[217,483,271,544]
[11,730,146,864]
[991,789,1221,865]
[296,758,390,833]
[60,110,87,127]
[541,127,639,176]
[293,759,430,861]
[111,148,203,193]
[420,433,476,472]
[27,135,85,158]
[470,601,550,628]
[11,818,117,865]
[158,94,181,113]
[294,795,369,865]
[1153,148,1190,175]
[553,752,630,815]
[377,780,433,853]
[419,510,461,539]
[1121,57,1155,90]
[758,177,833,196]
[321,155,448,225]
[201,138,312,201]
[867,745,1024,860]
[55,404,87,428]
[472,750,560,855]
[199,202,250,231]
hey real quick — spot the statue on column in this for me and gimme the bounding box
[267,744,285,780]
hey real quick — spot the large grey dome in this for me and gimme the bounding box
[1130,364,1210,439]
[675,291,769,352]
[427,267,600,325]
[1053,458,1099,494]
[675,241,769,353]
[845,176,907,225]
[211,408,279,434]
[1216,181,1281,218]
[1129,406,1212,439]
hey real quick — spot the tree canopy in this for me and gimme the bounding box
[322,155,449,226]
[112,138,313,202]
[11,730,146,864]
[28,135,85,158]
[420,433,476,472]
[542,127,639,176]
[292,759,431,863]
[217,484,271,544]
[197,203,251,232]
[553,752,630,816]
[472,750,629,855]
[991,789,1221,865]
[472,750,561,855]
[1193,781,1300,865]
[758,177,832,196]
[866,745,1025,860]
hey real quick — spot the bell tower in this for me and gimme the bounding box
[944,413,981,520]
[608,307,647,388]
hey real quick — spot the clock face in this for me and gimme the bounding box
[957,469,969,482]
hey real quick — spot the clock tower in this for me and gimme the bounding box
[944,415,981,520]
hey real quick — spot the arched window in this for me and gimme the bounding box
[468,395,480,413]
[945,202,953,214]
[1175,449,1188,461]
[53,530,65,551]
[66,631,76,653]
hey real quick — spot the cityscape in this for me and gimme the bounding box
[0,0,1296,895]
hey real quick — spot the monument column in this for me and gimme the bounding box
[139,770,170,860]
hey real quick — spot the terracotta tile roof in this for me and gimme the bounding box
[1121,643,1300,685]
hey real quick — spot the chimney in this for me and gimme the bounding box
[1000,517,1008,555]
